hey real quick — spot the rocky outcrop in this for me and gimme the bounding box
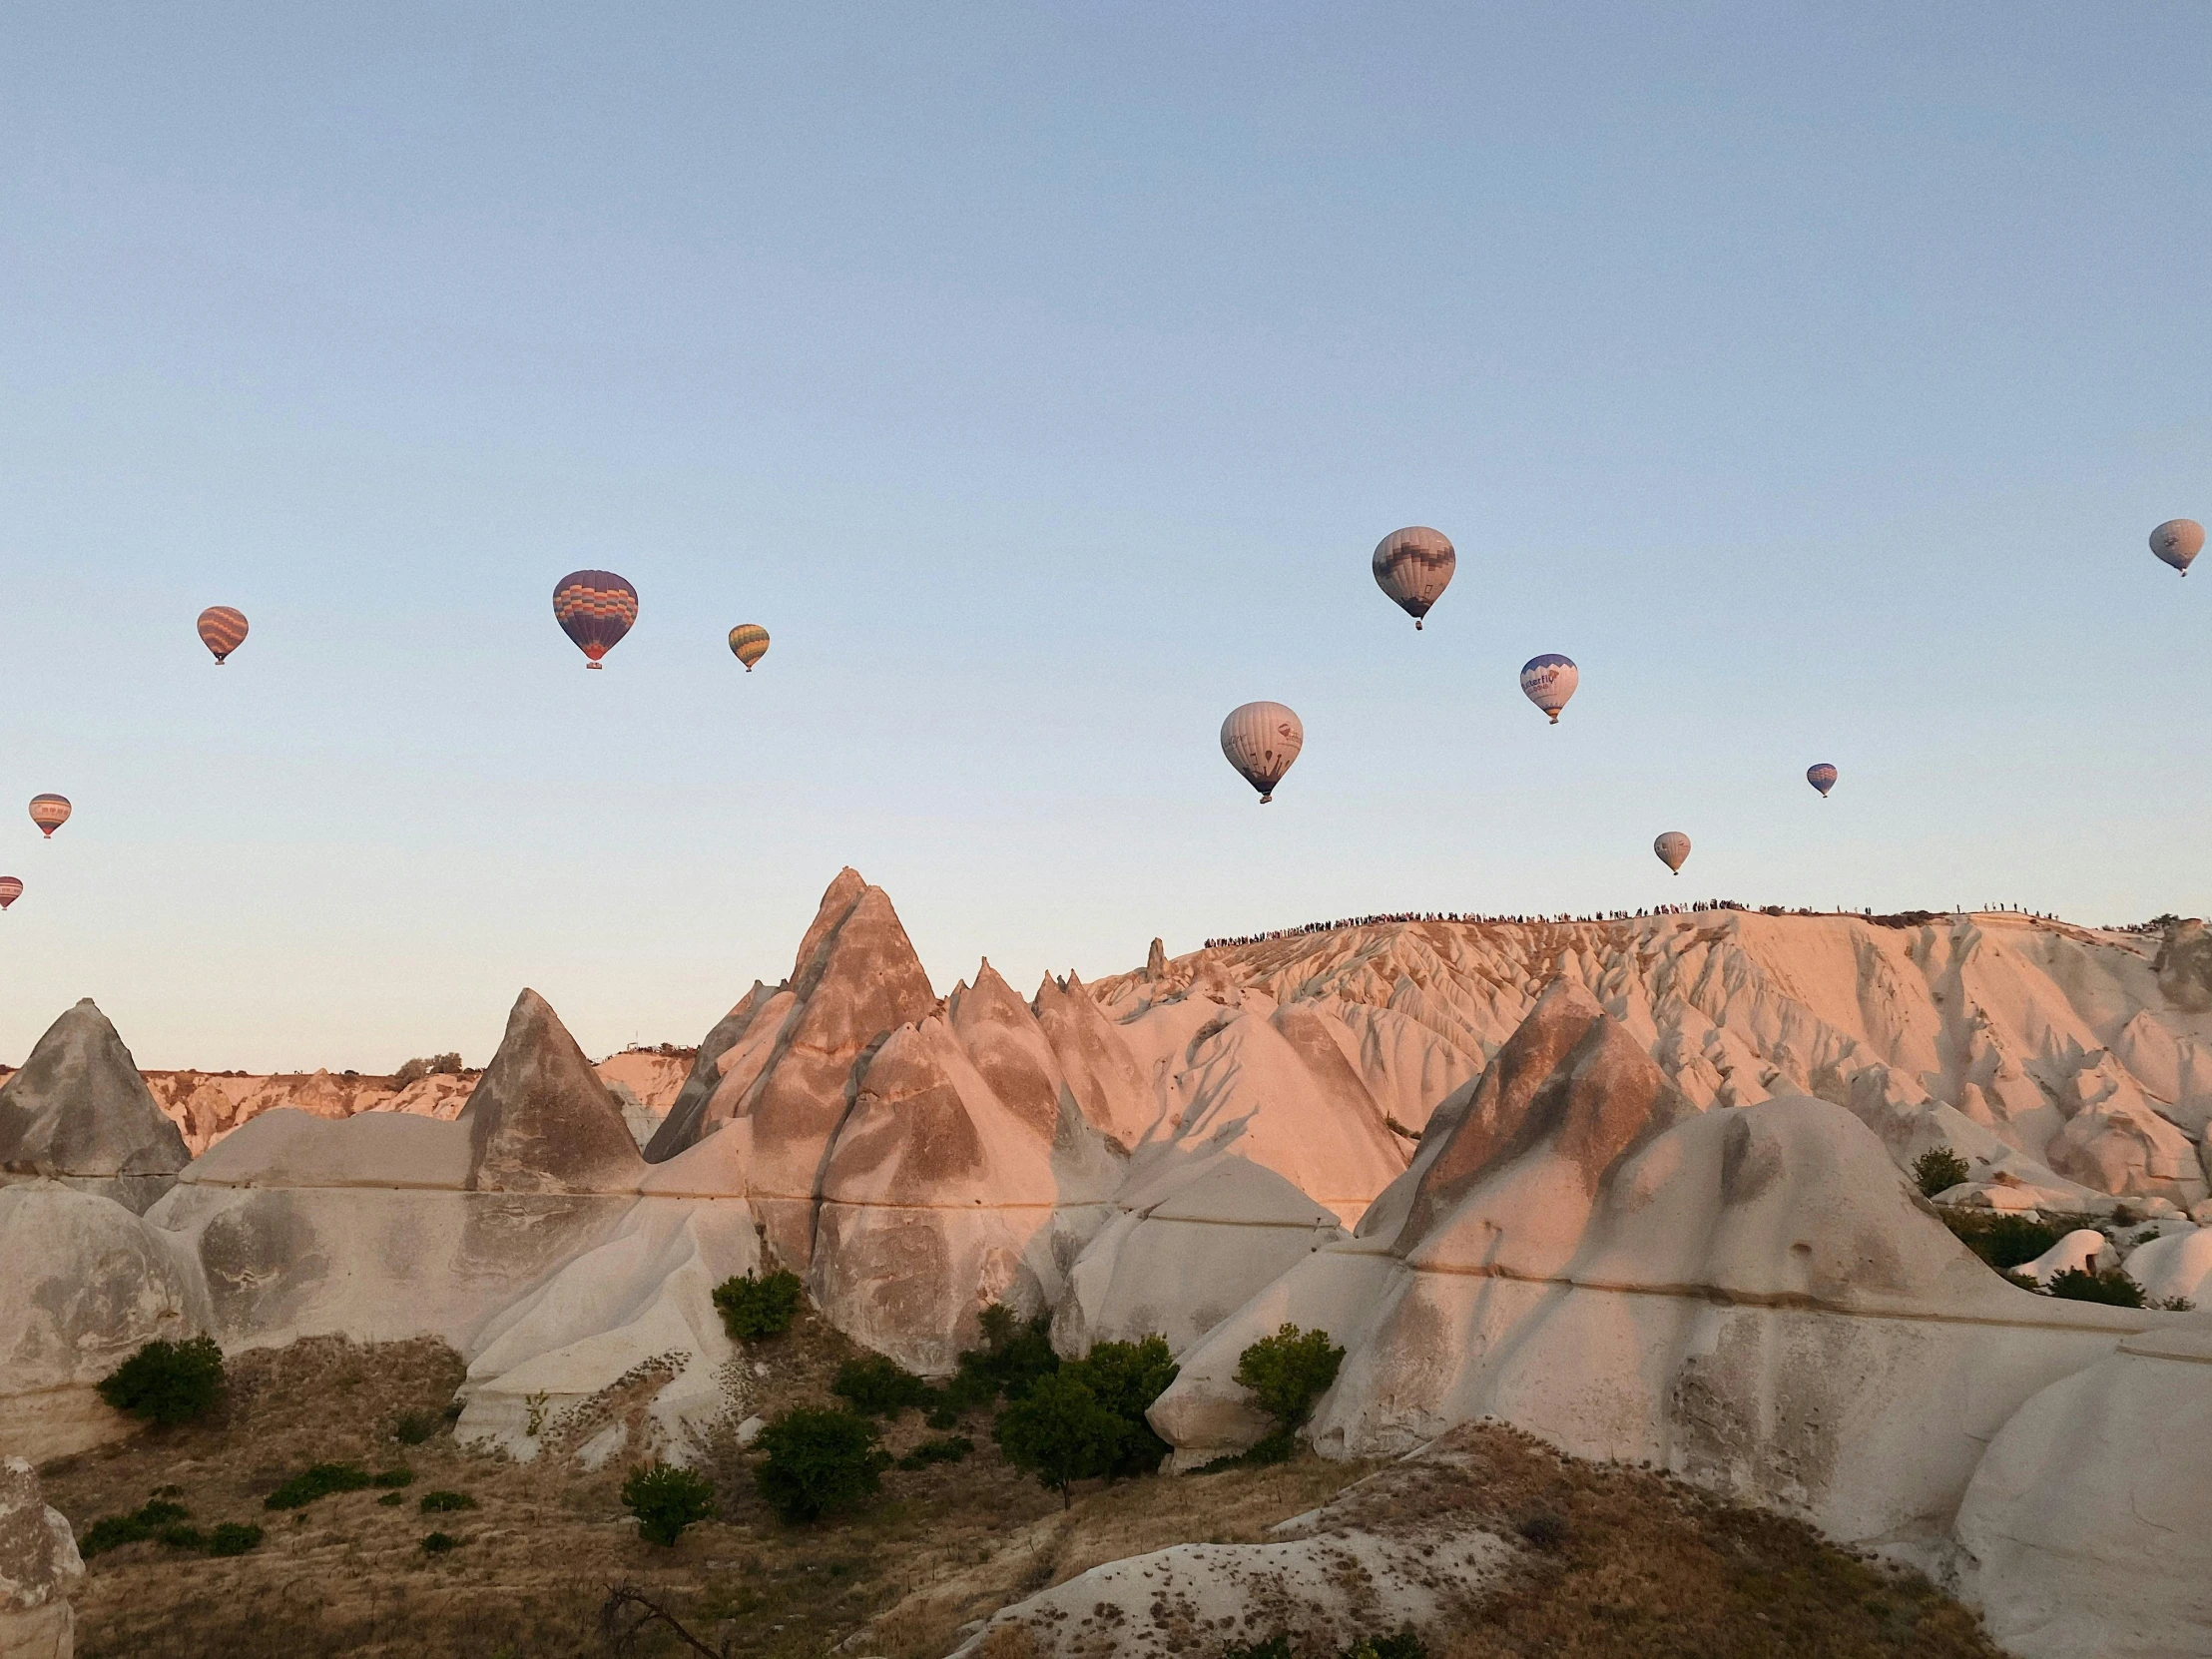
[1147,989,2163,1563]
[0,1182,212,1460]
[1955,1316,2212,1659]
[0,1459,81,1659]
[0,1001,189,1213]
[460,990,645,1194]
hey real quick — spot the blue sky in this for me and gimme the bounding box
[4,5,2207,1069]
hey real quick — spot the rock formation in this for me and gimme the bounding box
[0,1000,189,1213]
[0,1458,82,1659]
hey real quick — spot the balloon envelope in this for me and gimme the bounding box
[1654,830,1690,873]
[2150,519,2204,575]
[728,624,771,671]
[552,571,639,667]
[29,795,70,838]
[0,877,19,911]
[1372,527,1455,629]
[1807,763,1838,798]
[197,606,249,664]
[1520,655,1579,723]
[1220,702,1304,803]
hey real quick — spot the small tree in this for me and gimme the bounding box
[621,1461,718,1546]
[1234,1325,1345,1453]
[831,1354,932,1417]
[993,1373,1125,1508]
[1063,1336,1178,1479]
[754,1406,889,1523]
[2046,1266,2147,1308]
[1912,1146,1971,1199]
[712,1270,805,1341]
[97,1337,225,1427]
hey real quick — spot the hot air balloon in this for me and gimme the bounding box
[29,796,70,838]
[1520,655,1578,724]
[728,624,771,672]
[1807,763,1838,799]
[1653,831,1690,873]
[1372,527,1455,629]
[552,570,639,668]
[2150,519,2204,576]
[1220,702,1304,804]
[197,606,249,664]
[0,877,20,911]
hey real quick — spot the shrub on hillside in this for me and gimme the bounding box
[712,1270,805,1340]
[1912,1146,1971,1199]
[994,1373,1127,1507]
[1234,1324,1346,1450]
[96,1336,225,1427]
[896,1434,973,1470]
[2046,1266,2146,1307]
[1063,1336,1178,1479]
[265,1462,375,1509]
[951,1304,1060,1405]
[1938,1209,2064,1271]
[207,1522,263,1556]
[419,1489,476,1513]
[831,1354,933,1417]
[391,1408,443,1445]
[387,1052,465,1091]
[620,1462,718,1546]
[754,1406,890,1523]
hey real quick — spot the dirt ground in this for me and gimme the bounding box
[39,1327,2004,1659]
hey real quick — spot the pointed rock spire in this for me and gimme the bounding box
[1147,938,1167,978]
[951,959,1063,1136]
[460,989,645,1193]
[0,999,189,1214]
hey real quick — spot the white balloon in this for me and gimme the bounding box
[1221,702,1305,804]
[1372,527,1455,629]
[1654,831,1691,873]
[2150,518,2204,576]
[1520,655,1578,724]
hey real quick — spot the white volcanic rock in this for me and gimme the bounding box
[1053,1143,1345,1358]
[953,1428,1513,1659]
[1030,971,1157,1148]
[0,1458,82,1659]
[1954,1316,2212,1659]
[461,990,646,1194]
[2122,1226,2212,1306]
[1092,910,2212,1209]
[0,1001,190,1214]
[811,1007,1121,1373]
[2020,1228,2117,1286]
[1147,983,2161,1560]
[645,869,939,1269]
[0,1182,212,1460]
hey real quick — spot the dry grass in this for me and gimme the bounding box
[39,1338,2001,1659]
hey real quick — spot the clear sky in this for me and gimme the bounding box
[4,5,2208,1070]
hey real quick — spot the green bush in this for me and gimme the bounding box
[1234,1325,1346,1437]
[1222,1639,1293,1659]
[421,1530,459,1554]
[831,1354,933,1417]
[96,1337,225,1427]
[896,1434,973,1470]
[1939,1209,2065,1271]
[754,1406,890,1523]
[207,1522,263,1556]
[712,1270,805,1340]
[621,1461,719,1546]
[391,1409,442,1445]
[371,1467,414,1489]
[1912,1146,1972,1199]
[418,1489,477,1513]
[158,1523,205,1549]
[265,1462,375,1509]
[377,1492,404,1506]
[1345,1634,1428,1659]
[2046,1266,2146,1307]
[994,1373,1126,1508]
[949,1305,1060,1406]
[1063,1336,1179,1479]
[79,1499,191,1557]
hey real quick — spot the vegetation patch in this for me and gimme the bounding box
[264,1461,377,1509]
[1912,1146,1971,1198]
[620,1462,718,1546]
[2046,1266,2147,1307]
[754,1405,891,1523]
[417,1489,477,1513]
[713,1270,806,1340]
[832,1354,935,1417]
[96,1338,226,1427]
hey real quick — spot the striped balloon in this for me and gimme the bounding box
[29,795,70,838]
[1807,763,1838,799]
[0,877,19,911]
[1519,654,1579,724]
[728,624,771,671]
[1372,527,1455,629]
[1220,702,1304,804]
[197,606,249,664]
[552,570,639,668]
[1654,831,1691,873]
